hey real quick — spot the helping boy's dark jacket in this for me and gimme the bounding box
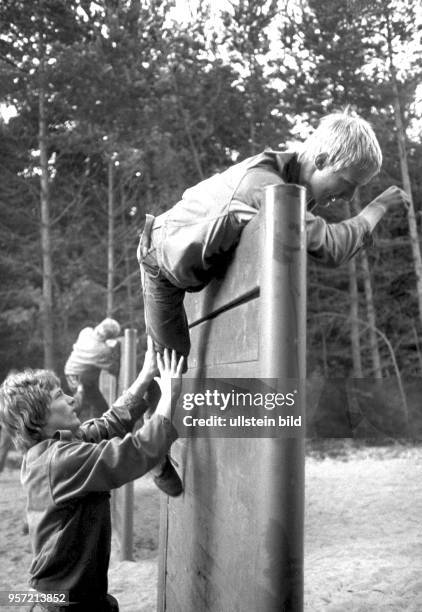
[21,394,177,604]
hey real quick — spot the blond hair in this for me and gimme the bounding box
[94,318,121,340]
[298,110,382,173]
[0,369,60,452]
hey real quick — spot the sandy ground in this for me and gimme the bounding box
[305,444,422,611]
[0,445,421,611]
[0,461,160,612]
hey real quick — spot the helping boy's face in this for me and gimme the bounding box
[45,387,81,435]
[307,155,375,208]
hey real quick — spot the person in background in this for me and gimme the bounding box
[64,318,121,420]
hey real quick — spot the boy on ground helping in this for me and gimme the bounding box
[0,341,184,612]
[137,110,410,492]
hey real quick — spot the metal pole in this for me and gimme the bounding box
[107,373,117,407]
[259,184,306,611]
[120,328,137,561]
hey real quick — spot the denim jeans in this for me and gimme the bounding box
[139,245,190,372]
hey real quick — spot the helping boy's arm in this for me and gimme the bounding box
[80,337,158,443]
[112,335,158,407]
[50,349,184,503]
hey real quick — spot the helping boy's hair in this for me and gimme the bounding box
[95,318,121,340]
[0,369,60,452]
[298,109,383,173]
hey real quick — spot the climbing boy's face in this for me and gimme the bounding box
[304,153,376,208]
[44,387,81,436]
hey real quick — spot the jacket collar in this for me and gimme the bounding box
[52,429,75,442]
[260,149,301,184]
[25,430,78,459]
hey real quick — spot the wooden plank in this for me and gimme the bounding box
[164,437,290,611]
[188,300,259,373]
[157,496,169,612]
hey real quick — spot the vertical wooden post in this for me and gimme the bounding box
[120,328,137,561]
[259,183,306,611]
[107,158,115,318]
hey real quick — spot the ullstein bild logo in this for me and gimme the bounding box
[173,378,304,438]
[182,413,302,428]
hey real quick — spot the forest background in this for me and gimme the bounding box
[1,0,422,430]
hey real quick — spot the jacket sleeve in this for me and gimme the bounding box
[79,390,148,443]
[306,211,373,267]
[49,414,177,504]
[232,169,373,267]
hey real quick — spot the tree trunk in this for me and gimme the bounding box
[345,202,363,376]
[359,250,383,378]
[121,187,135,328]
[107,158,115,317]
[314,274,329,376]
[412,322,422,375]
[39,57,54,369]
[180,108,204,180]
[351,194,383,378]
[172,74,204,180]
[386,12,422,328]
[348,255,363,377]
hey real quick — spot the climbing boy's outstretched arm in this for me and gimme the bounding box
[307,185,409,267]
[358,185,410,231]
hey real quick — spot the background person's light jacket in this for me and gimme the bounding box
[64,327,120,381]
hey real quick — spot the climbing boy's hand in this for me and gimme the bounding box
[359,185,410,231]
[369,185,410,213]
[154,349,185,420]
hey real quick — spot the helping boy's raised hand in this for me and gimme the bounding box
[155,349,184,401]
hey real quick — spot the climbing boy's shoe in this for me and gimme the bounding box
[153,456,183,497]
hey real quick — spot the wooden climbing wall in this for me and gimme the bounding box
[158,185,307,612]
